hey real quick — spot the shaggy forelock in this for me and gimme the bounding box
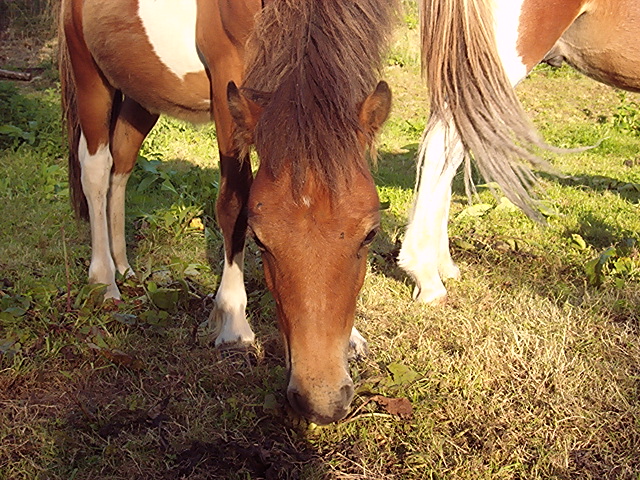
[241,0,398,191]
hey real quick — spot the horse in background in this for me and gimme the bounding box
[400,0,640,304]
[59,0,395,424]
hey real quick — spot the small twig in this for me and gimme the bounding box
[0,68,31,81]
[340,396,376,423]
[60,226,72,312]
[338,412,394,425]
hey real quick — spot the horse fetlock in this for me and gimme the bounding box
[398,253,448,304]
[438,258,461,281]
[88,260,119,299]
[412,281,447,305]
[208,302,255,348]
[348,326,369,362]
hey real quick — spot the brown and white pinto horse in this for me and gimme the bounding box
[400,0,640,304]
[59,0,395,424]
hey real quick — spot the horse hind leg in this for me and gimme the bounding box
[398,119,463,305]
[74,88,121,298]
[108,97,158,278]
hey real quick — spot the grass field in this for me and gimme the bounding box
[1,3,640,479]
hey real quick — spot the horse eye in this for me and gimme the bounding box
[362,228,378,247]
[253,234,267,251]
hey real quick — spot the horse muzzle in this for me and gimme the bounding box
[286,376,354,425]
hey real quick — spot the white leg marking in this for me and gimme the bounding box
[399,120,463,304]
[210,251,254,347]
[137,0,205,79]
[348,326,368,361]
[79,133,119,299]
[108,172,134,277]
[437,185,461,281]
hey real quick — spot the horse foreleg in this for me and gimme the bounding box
[210,153,255,347]
[109,97,158,278]
[398,120,463,304]
[206,49,255,347]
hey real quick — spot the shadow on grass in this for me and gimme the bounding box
[2,156,336,479]
[541,170,640,205]
[40,275,333,479]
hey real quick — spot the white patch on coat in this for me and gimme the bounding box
[137,0,204,79]
[491,0,529,85]
[348,326,368,361]
[300,195,311,207]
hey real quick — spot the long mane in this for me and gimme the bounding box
[242,0,397,190]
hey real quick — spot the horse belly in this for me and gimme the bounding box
[555,0,640,92]
[82,0,212,123]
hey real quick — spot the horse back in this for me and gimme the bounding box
[64,0,260,123]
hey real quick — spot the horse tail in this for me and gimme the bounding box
[420,0,552,219]
[58,4,89,221]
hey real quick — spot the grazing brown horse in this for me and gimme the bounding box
[400,0,640,304]
[59,0,395,424]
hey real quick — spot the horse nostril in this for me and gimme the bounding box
[340,381,354,405]
[287,388,308,416]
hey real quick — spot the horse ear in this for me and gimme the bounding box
[358,81,392,137]
[227,81,263,144]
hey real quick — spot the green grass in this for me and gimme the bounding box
[2,5,640,480]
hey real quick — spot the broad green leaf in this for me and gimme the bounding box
[4,306,26,317]
[457,203,493,219]
[136,174,159,192]
[571,234,587,250]
[453,238,475,251]
[386,362,420,386]
[263,393,278,413]
[537,200,561,219]
[496,197,518,212]
[148,287,181,312]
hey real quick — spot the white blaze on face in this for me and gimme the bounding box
[137,0,204,79]
[491,0,528,86]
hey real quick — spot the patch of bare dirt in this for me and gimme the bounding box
[0,31,56,78]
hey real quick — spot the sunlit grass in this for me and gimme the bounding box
[2,4,640,480]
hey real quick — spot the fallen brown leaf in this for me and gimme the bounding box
[371,395,413,419]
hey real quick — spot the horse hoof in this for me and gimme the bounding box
[197,301,255,348]
[103,284,122,301]
[439,262,461,281]
[413,285,448,305]
[118,267,136,279]
[348,327,369,362]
